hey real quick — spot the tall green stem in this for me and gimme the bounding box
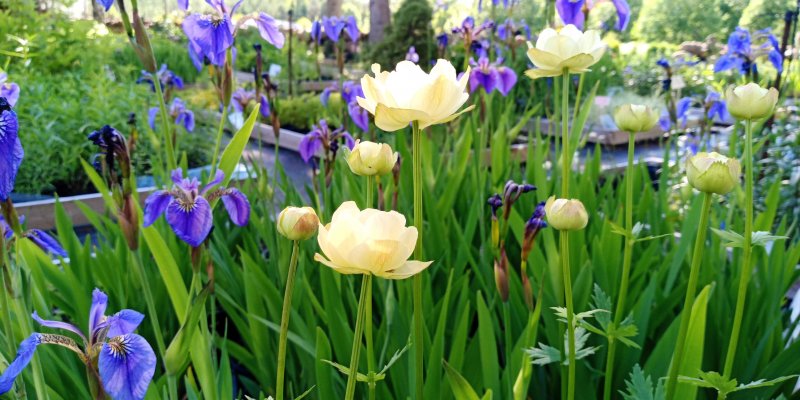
[364,175,377,400]
[152,77,176,171]
[411,121,425,399]
[561,70,571,196]
[276,241,300,400]
[721,118,754,380]
[210,105,230,177]
[603,133,637,400]
[665,193,713,400]
[560,230,576,400]
[502,301,513,399]
[345,274,372,400]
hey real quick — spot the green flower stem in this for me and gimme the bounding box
[721,118,755,380]
[276,240,300,400]
[603,132,637,400]
[560,230,576,400]
[364,174,377,400]
[152,75,176,171]
[561,69,571,197]
[210,103,230,178]
[502,301,513,399]
[412,121,425,400]
[345,274,372,400]
[665,192,713,400]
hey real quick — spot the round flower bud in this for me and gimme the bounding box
[613,104,659,133]
[346,140,398,176]
[725,83,779,120]
[686,152,741,195]
[277,206,319,240]
[544,196,589,231]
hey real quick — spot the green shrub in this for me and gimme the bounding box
[370,0,434,68]
[278,92,329,132]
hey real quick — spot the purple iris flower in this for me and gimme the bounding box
[298,120,355,164]
[182,9,235,66]
[714,27,783,74]
[230,88,270,118]
[348,102,369,132]
[487,194,503,219]
[320,81,363,107]
[0,289,155,399]
[0,215,67,257]
[452,17,493,43]
[322,16,346,43]
[143,169,250,247]
[255,13,286,49]
[556,0,630,31]
[525,202,548,233]
[705,92,730,122]
[344,15,360,42]
[136,64,185,93]
[0,73,20,107]
[468,56,517,96]
[311,20,323,44]
[676,97,693,128]
[658,110,671,131]
[148,98,195,132]
[436,33,449,49]
[0,98,23,201]
[405,46,420,63]
[498,19,530,41]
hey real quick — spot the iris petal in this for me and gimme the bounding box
[26,230,68,257]
[202,170,225,194]
[89,288,109,335]
[221,188,250,226]
[0,108,22,201]
[0,334,41,395]
[166,196,213,247]
[143,190,172,227]
[32,312,85,342]
[99,334,156,400]
[556,0,585,30]
[256,13,285,49]
[105,310,145,337]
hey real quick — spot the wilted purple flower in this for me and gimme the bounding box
[0,98,23,201]
[0,215,67,257]
[522,201,547,257]
[715,27,782,74]
[348,101,369,132]
[405,46,419,63]
[0,73,19,107]
[556,0,630,31]
[143,169,250,247]
[487,194,503,219]
[149,98,195,132]
[501,180,536,220]
[0,289,155,399]
[297,119,354,164]
[469,56,517,96]
[255,13,286,49]
[137,64,185,93]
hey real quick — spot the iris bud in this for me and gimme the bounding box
[277,207,319,241]
[494,249,509,302]
[544,196,588,231]
[725,83,779,120]
[613,104,659,133]
[686,152,741,195]
[346,141,398,176]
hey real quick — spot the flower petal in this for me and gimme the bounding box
[31,312,85,342]
[105,310,145,337]
[256,13,285,49]
[99,334,156,400]
[166,196,213,247]
[373,104,430,132]
[379,260,433,280]
[89,288,109,335]
[221,188,250,226]
[26,230,68,257]
[142,190,172,227]
[0,334,41,395]
[202,170,225,194]
[0,109,22,201]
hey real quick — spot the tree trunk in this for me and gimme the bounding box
[91,0,104,21]
[325,0,342,16]
[369,0,391,44]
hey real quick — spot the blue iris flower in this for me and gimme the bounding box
[0,289,156,400]
[469,55,518,96]
[0,215,68,257]
[298,120,354,165]
[0,97,23,202]
[714,26,783,74]
[556,0,630,31]
[148,98,195,132]
[705,91,730,123]
[0,73,20,107]
[320,16,359,44]
[136,64,184,93]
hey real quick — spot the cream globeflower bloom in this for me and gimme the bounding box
[315,201,432,279]
[686,152,741,195]
[544,196,589,231]
[356,60,474,131]
[613,104,659,133]
[346,140,398,176]
[725,83,779,120]
[277,206,319,240]
[525,25,605,79]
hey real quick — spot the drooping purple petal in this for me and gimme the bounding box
[147,107,158,131]
[610,0,630,31]
[220,188,250,226]
[311,20,322,44]
[142,190,172,227]
[202,170,225,194]
[768,49,783,72]
[97,0,114,11]
[298,131,322,163]
[188,42,204,71]
[26,230,68,257]
[714,54,742,73]
[0,216,11,240]
[0,334,41,395]
[0,83,20,108]
[496,67,517,96]
[0,104,22,202]
[322,16,343,42]
[165,196,213,247]
[676,97,693,128]
[320,85,335,107]
[341,81,363,105]
[658,111,671,131]
[256,13,285,49]
[89,288,109,335]
[259,95,270,118]
[345,15,360,42]
[99,334,156,400]
[177,0,188,11]
[340,131,355,150]
[556,0,585,30]
[177,110,195,132]
[348,101,369,132]
[105,310,145,337]
[31,312,86,342]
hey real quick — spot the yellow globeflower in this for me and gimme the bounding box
[613,104,660,133]
[347,140,398,176]
[314,201,432,279]
[544,196,589,231]
[356,59,474,132]
[277,206,319,241]
[725,83,779,120]
[525,24,605,79]
[686,152,741,195]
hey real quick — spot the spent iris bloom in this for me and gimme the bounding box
[501,180,536,220]
[406,46,420,63]
[298,119,355,164]
[143,169,250,247]
[714,27,783,74]
[0,289,156,400]
[0,73,20,107]
[469,56,518,96]
[136,64,185,93]
[149,98,195,132]
[0,215,67,257]
[230,88,270,118]
[556,0,630,31]
[0,97,23,201]
[497,18,531,41]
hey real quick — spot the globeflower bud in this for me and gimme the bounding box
[277,206,319,240]
[613,104,659,133]
[686,152,741,195]
[346,140,398,176]
[544,196,588,231]
[725,83,779,120]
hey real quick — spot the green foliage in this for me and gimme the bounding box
[278,92,329,131]
[739,0,793,32]
[633,0,747,43]
[370,0,435,68]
